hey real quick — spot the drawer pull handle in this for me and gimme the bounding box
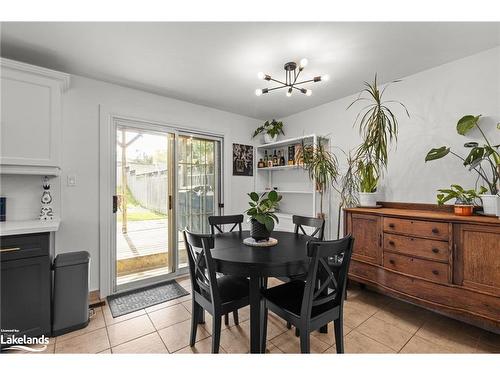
[389,259,395,265]
[0,247,21,253]
[388,223,395,228]
[432,270,439,275]
[432,248,439,253]
[432,228,439,234]
[389,240,395,246]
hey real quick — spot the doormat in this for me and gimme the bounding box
[107,280,189,318]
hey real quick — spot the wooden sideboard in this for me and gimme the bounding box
[344,202,500,333]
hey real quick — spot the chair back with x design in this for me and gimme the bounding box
[208,214,244,235]
[292,215,325,240]
[183,229,221,306]
[300,235,354,319]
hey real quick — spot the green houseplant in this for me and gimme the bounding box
[299,138,340,218]
[348,74,409,206]
[245,190,282,240]
[436,184,485,216]
[425,115,500,216]
[335,151,360,238]
[252,119,285,144]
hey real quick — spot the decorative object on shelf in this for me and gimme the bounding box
[425,115,500,217]
[232,143,254,176]
[253,119,285,144]
[255,58,329,97]
[294,143,303,165]
[39,176,54,221]
[243,237,278,247]
[348,73,409,207]
[298,137,339,218]
[287,145,295,165]
[0,197,6,222]
[436,184,484,216]
[245,190,282,241]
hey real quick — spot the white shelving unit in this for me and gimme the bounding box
[254,134,329,234]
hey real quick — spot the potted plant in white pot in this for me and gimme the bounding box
[252,119,285,144]
[348,74,409,207]
[357,159,379,207]
[436,184,484,216]
[245,190,282,241]
[425,115,499,216]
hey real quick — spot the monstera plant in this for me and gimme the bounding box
[425,115,500,216]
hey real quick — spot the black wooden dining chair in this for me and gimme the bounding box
[183,229,250,353]
[208,214,244,235]
[293,215,325,240]
[284,215,326,330]
[261,235,354,353]
[208,214,245,325]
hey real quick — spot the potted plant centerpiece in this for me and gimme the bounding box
[245,190,282,241]
[252,119,285,144]
[426,115,500,216]
[299,138,340,218]
[348,74,409,207]
[436,184,485,216]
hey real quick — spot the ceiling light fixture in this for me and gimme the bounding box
[255,59,328,97]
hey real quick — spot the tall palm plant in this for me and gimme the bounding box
[348,74,409,192]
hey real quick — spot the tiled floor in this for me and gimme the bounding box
[13,277,500,354]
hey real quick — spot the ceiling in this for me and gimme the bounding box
[1,22,499,120]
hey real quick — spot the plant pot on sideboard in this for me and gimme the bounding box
[358,192,378,207]
[480,194,499,217]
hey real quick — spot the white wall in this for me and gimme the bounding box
[0,74,260,291]
[281,47,500,238]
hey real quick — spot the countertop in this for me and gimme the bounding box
[0,219,61,236]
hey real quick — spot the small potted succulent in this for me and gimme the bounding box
[245,190,282,241]
[436,184,484,216]
[252,119,285,144]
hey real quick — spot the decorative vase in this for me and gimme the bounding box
[264,133,278,144]
[454,204,474,216]
[480,194,499,217]
[250,219,271,241]
[39,176,54,221]
[358,192,379,207]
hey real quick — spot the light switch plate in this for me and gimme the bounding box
[67,175,77,186]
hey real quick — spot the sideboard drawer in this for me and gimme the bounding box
[383,217,449,240]
[0,232,49,261]
[384,233,449,262]
[384,251,449,284]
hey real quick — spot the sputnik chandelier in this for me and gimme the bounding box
[255,58,329,97]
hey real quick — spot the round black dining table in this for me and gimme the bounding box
[210,230,311,353]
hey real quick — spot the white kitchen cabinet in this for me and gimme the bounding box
[0,58,70,172]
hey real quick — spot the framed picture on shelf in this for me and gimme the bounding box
[232,143,253,176]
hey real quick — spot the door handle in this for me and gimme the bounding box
[0,247,21,253]
[168,195,172,210]
[112,195,118,213]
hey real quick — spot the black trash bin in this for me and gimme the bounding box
[52,251,91,336]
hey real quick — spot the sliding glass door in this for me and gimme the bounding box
[114,124,176,290]
[177,134,221,269]
[111,121,222,292]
